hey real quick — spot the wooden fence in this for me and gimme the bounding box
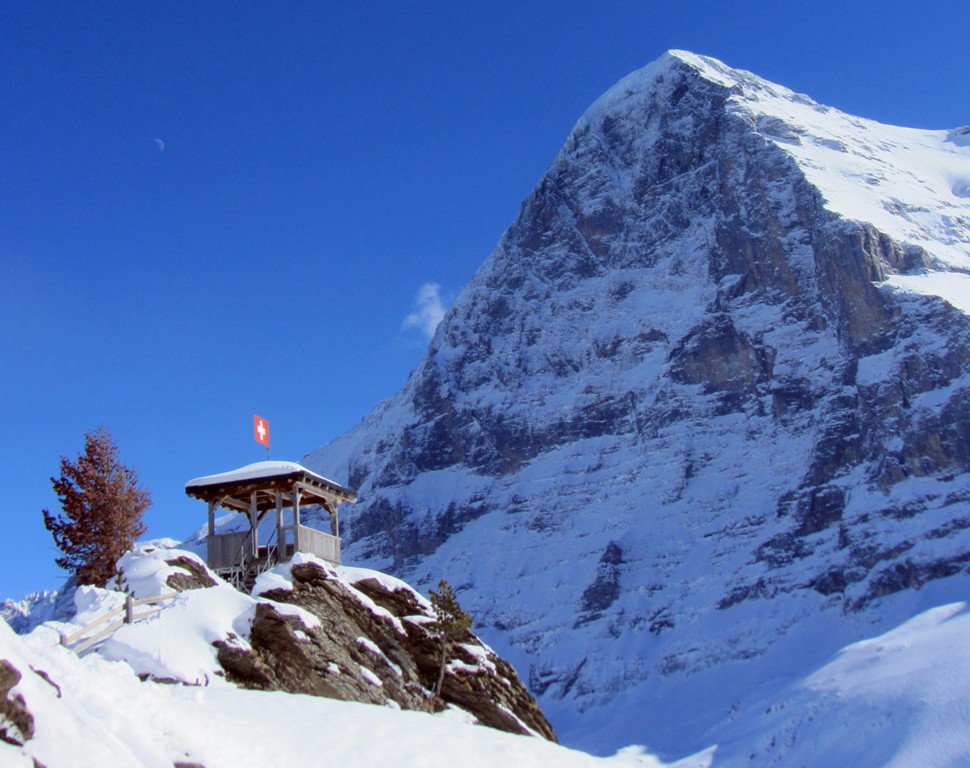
[59,592,180,654]
[208,525,340,572]
[297,525,340,564]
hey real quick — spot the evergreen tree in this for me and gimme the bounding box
[42,427,151,587]
[428,579,472,698]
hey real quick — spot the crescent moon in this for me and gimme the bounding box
[154,138,165,151]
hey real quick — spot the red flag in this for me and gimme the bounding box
[254,415,270,448]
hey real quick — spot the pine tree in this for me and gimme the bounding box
[428,579,472,698]
[42,427,151,587]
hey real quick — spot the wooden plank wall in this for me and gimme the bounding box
[208,530,251,569]
[297,525,341,564]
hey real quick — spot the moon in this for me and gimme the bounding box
[154,138,165,152]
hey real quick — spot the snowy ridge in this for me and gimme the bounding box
[7,569,970,766]
[303,49,970,761]
[577,50,970,305]
[0,621,665,767]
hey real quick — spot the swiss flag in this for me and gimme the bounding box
[254,415,270,448]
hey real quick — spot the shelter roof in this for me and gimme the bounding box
[185,460,357,512]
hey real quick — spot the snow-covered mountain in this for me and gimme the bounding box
[304,50,970,758]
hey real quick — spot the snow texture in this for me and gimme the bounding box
[0,544,671,766]
[7,580,970,766]
[0,615,671,767]
[184,459,345,491]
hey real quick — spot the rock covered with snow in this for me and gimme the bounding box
[9,545,554,743]
[303,50,970,755]
[0,610,641,768]
[9,583,970,767]
[239,553,556,740]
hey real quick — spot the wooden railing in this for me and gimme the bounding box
[209,526,340,571]
[297,524,340,564]
[59,592,179,654]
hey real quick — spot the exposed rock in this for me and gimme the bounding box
[164,556,218,592]
[28,668,60,699]
[576,542,623,625]
[219,560,555,741]
[0,659,33,747]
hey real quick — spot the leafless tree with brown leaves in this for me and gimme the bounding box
[42,427,151,587]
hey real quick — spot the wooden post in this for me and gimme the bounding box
[207,499,217,567]
[275,491,284,562]
[292,486,301,552]
[249,491,259,559]
[124,595,134,624]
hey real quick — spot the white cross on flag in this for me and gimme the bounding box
[253,415,270,448]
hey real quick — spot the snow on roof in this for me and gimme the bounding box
[185,460,354,497]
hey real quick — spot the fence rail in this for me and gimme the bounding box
[60,591,180,654]
[208,526,340,573]
[298,525,340,564]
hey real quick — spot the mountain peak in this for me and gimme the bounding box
[572,50,970,288]
[579,50,797,125]
[307,53,970,757]
[664,48,766,89]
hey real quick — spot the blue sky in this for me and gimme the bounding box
[3,1,969,600]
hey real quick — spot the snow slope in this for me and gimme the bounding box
[0,620,672,768]
[0,544,680,768]
[707,599,970,767]
[5,567,970,766]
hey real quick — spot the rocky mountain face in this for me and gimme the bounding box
[305,51,970,756]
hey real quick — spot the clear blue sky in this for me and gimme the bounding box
[3,1,969,600]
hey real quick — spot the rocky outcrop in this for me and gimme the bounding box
[217,559,555,741]
[163,556,218,592]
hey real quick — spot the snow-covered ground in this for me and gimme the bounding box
[0,620,672,768]
[4,547,970,766]
[704,599,970,767]
[0,544,681,768]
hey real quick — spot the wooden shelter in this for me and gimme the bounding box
[185,461,357,586]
